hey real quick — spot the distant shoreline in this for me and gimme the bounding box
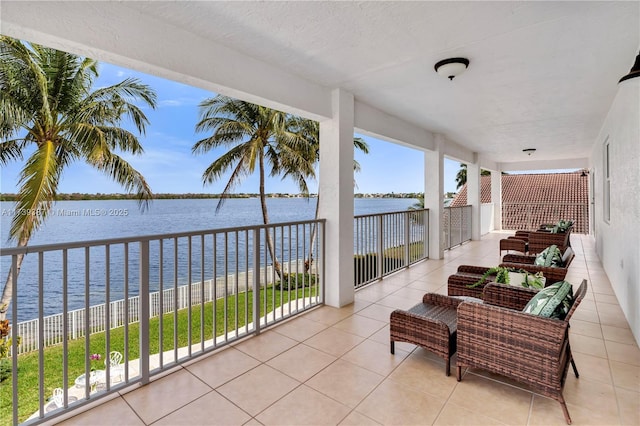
[0,192,423,201]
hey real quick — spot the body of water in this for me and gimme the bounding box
[1,198,417,321]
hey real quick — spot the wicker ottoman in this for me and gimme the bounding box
[390,293,463,376]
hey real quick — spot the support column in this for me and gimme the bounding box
[425,135,444,259]
[318,89,355,308]
[467,161,481,240]
[491,170,502,231]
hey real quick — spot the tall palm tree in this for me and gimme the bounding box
[0,37,157,320]
[455,164,491,189]
[285,117,369,269]
[193,95,317,276]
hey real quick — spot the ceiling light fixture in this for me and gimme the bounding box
[619,51,640,84]
[523,148,536,156]
[434,57,469,80]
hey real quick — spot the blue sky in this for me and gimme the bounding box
[0,62,462,195]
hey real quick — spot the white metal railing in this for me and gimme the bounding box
[353,208,428,288]
[14,262,302,354]
[1,219,324,425]
[444,205,472,249]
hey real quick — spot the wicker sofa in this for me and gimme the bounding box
[456,280,587,424]
[447,259,571,300]
[501,246,575,283]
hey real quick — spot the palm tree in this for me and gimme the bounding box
[0,37,157,320]
[455,164,491,189]
[286,118,370,269]
[193,95,317,276]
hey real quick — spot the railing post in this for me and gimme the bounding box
[424,209,430,258]
[376,215,383,279]
[139,240,150,385]
[253,229,261,335]
[404,212,410,266]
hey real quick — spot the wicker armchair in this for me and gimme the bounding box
[528,230,572,254]
[456,279,587,424]
[499,236,528,255]
[501,247,575,284]
[447,265,497,299]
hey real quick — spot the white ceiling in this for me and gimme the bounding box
[2,1,639,167]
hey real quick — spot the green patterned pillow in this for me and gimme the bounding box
[534,245,563,267]
[522,281,574,320]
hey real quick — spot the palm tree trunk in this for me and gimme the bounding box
[306,195,320,271]
[0,236,28,321]
[258,151,282,278]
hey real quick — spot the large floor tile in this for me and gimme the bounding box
[563,375,619,417]
[447,373,532,425]
[605,340,640,366]
[529,394,620,425]
[304,327,365,357]
[266,343,336,382]
[256,384,351,426]
[271,316,328,342]
[153,390,251,425]
[341,338,409,376]
[233,330,298,362]
[387,352,457,399]
[610,359,640,391]
[301,305,354,326]
[338,410,381,425]
[355,379,446,425]
[58,397,144,426]
[356,304,396,323]
[216,364,300,417]
[332,314,387,338]
[615,387,640,426]
[122,369,211,424]
[185,347,260,389]
[306,359,384,408]
[434,402,505,425]
[601,324,637,344]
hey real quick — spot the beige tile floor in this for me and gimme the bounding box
[53,233,639,425]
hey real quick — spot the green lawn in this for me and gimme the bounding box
[0,283,318,424]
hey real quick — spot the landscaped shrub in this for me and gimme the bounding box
[274,273,318,291]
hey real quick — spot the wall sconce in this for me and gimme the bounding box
[434,58,469,80]
[619,51,640,83]
[522,148,536,156]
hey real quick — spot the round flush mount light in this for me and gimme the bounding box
[523,148,536,156]
[434,57,469,80]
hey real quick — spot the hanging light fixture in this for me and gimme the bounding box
[434,57,469,80]
[523,148,536,156]
[619,51,640,83]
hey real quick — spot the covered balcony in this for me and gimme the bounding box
[35,233,640,425]
[1,1,638,425]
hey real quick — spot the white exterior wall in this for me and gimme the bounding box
[591,77,640,345]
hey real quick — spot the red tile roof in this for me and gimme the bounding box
[451,171,589,233]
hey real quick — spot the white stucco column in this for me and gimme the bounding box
[467,161,481,240]
[318,89,355,308]
[491,170,502,231]
[425,135,444,259]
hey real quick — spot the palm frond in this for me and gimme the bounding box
[88,151,153,210]
[10,140,60,242]
[0,139,27,165]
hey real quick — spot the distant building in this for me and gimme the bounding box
[451,171,589,233]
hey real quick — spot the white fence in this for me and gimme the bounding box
[14,261,304,354]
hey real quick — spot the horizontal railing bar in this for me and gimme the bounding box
[354,208,426,220]
[0,218,327,255]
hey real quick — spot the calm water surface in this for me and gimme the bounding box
[1,198,416,321]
